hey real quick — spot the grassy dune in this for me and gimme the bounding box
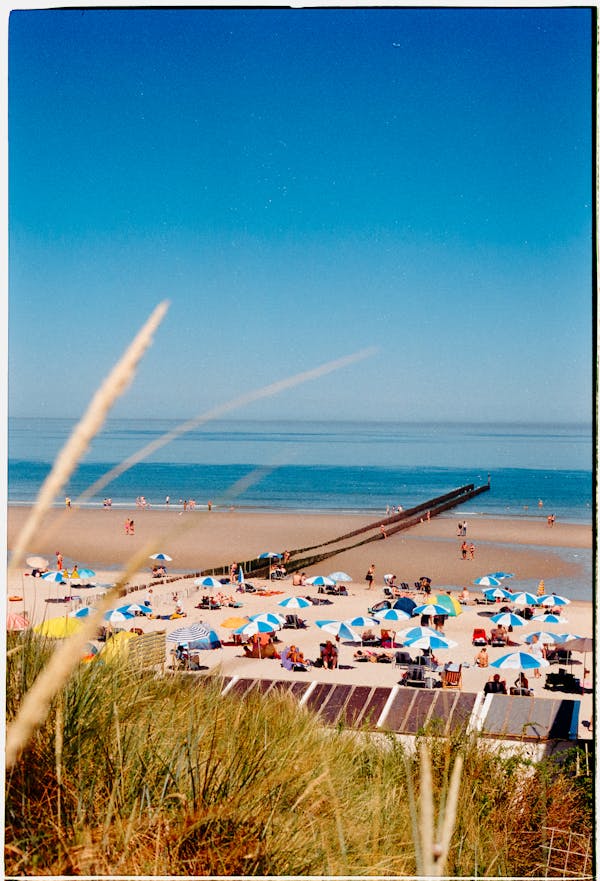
[5,634,592,876]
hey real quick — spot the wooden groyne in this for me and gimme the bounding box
[207,478,491,580]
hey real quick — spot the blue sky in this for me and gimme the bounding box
[8,7,593,423]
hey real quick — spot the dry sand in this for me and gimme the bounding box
[7,506,594,738]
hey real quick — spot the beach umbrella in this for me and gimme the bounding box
[117,603,152,615]
[234,619,277,636]
[395,626,439,643]
[104,610,135,624]
[278,596,312,609]
[305,575,336,587]
[249,612,286,628]
[556,633,584,643]
[510,592,541,606]
[490,612,527,628]
[101,631,138,662]
[393,597,417,615]
[328,571,352,583]
[195,576,222,589]
[344,615,379,628]
[420,576,432,583]
[403,633,458,651]
[537,580,545,596]
[167,622,212,643]
[524,631,566,645]
[316,620,360,642]
[41,570,68,583]
[69,606,94,618]
[560,636,593,671]
[34,617,83,638]
[150,553,172,561]
[432,594,462,616]
[373,608,411,623]
[221,615,249,629]
[483,587,513,601]
[490,651,549,671]
[259,551,281,579]
[26,555,49,569]
[538,594,570,606]
[488,571,514,580]
[70,567,96,580]
[412,603,449,617]
[7,613,30,631]
[531,613,568,624]
[473,576,503,587]
[237,566,245,585]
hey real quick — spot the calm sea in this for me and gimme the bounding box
[7,418,593,523]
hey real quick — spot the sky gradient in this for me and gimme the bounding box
[8,7,593,423]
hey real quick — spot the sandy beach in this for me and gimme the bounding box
[7,505,594,738]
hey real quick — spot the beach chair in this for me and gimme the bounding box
[441,665,462,689]
[283,614,306,629]
[402,665,432,688]
[472,627,488,646]
[393,650,412,668]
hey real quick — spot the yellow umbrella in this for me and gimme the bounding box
[101,630,137,662]
[221,615,249,629]
[537,580,545,596]
[34,617,83,638]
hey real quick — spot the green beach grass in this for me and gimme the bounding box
[5,632,592,876]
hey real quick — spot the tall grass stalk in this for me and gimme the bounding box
[8,299,169,576]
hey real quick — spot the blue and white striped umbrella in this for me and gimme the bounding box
[278,596,312,609]
[344,615,379,628]
[316,620,360,641]
[412,603,449,617]
[483,587,513,600]
[306,575,336,587]
[69,606,94,618]
[531,613,568,624]
[117,603,152,616]
[510,592,541,606]
[524,631,566,645]
[556,632,583,643]
[403,633,457,651]
[490,612,527,628]
[487,571,515,580]
[249,612,286,628]
[234,619,278,636]
[538,594,570,606]
[373,608,411,623]
[328,571,352,583]
[41,571,68,583]
[167,622,211,643]
[104,610,135,624]
[237,566,245,584]
[259,551,281,559]
[396,626,438,643]
[490,651,549,671]
[194,576,222,588]
[473,576,503,587]
[150,553,172,561]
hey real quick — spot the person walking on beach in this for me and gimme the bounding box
[365,564,375,590]
[55,550,63,571]
[461,541,468,560]
[462,520,468,535]
[469,543,475,560]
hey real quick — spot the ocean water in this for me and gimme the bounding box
[7,418,593,523]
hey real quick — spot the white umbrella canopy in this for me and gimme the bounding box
[403,634,458,651]
[344,615,379,628]
[328,571,352,582]
[373,608,411,623]
[510,592,541,606]
[538,594,570,606]
[150,553,173,562]
[490,612,527,628]
[316,620,361,642]
[26,555,49,569]
[278,596,312,609]
[531,613,568,625]
[306,576,336,587]
[396,626,439,643]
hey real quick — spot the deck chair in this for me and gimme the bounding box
[441,665,462,689]
[403,665,427,688]
[283,614,306,629]
[393,650,412,668]
[472,628,488,645]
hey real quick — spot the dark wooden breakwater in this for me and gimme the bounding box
[209,478,491,580]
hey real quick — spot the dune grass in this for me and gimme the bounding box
[5,634,592,877]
